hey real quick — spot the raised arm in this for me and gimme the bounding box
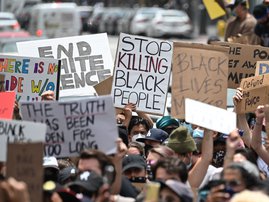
[188,128,213,188]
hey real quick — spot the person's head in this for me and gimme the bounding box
[253,4,269,24]
[43,156,60,182]
[227,0,248,17]
[152,157,188,183]
[137,128,168,156]
[156,116,180,135]
[146,145,175,165]
[128,141,144,156]
[167,126,197,168]
[234,148,258,165]
[230,190,269,202]
[122,154,147,182]
[128,117,151,142]
[78,149,115,184]
[159,180,193,202]
[222,161,260,193]
[58,166,77,185]
[67,170,103,200]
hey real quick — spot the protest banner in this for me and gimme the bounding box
[185,98,236,134]
[0,55,60,101]
[236,74,269,114]
[112,33,173,115]
[20,95,118,157]
[203,0,226,20]
[0,119,46,161]
[255,61,269,76]
[172,42,228,119]
[17,33,113,97]
[6,142,43,202]
[0,91,15,119]
[212,42,269,89]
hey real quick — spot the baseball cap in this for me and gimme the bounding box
[122,154,146,173]
[136,128,168,143]
[58,166,77,184]
[160,179,193,202]
[67,171,104,194]
[43,156,59,170]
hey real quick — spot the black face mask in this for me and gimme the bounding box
[144,144,153,157]
[212,150,225,168]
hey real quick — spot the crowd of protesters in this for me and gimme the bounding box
[2,0,269,202]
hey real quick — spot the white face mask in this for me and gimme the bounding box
[132,133,145,147]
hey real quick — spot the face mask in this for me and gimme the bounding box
[212,150,225,168]
[192,128,204,138]
[131,133,145,147]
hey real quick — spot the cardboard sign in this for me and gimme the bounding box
[20,95,118,157]
[172,42,229,119]
[255,61,269,76]
[17,34,113,98]
[0,119,46,161]
[237,74,269,114]
[203,0,226,20]
[185,98,236,134]
[0,55,60,101]
[112,33,173,115]
[6,142,43,202]
[0,91,15,119]
[213,42,269,89]
[94,76,113,95]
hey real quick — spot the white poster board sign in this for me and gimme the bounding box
[0,55,60,101]
[112,33,173,115]
[185,98,236,134]
[0,119,46,161]
[17,34,113,97]
[20,95,118,157]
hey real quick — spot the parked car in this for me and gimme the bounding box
[146,9,193,38]
[116,8,136,34]
[77,6,93,33]
[130,7,163,36]
[28,3,81,38]
[87,8,105,33]
[0,12,20,31]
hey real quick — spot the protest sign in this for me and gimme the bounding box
[20,95,118,157]
[94,76,113,95]
[0,119,46,161]
[212,42,269,89]
[6,142,43,202]
[185,98,236,134]
[236,74,269,114]
[112,33,173,115]
[0,55,60,101]
[172,42,228,119]
[17,33,113,97]
[0,91,15,119]
[255,61,269,76]
[203,0,226,20]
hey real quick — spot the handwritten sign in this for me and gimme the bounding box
[0,119,46,161]
[0,55,60,101]
[20,95,118,157]
[172,42,228,119]
[185,98,236,134]
[17,34,113,97]
[0,91,15,119]
[203,0,226,20]
[212,42,269,89]
[6,142,43,202]
[237,74,269,114]
[255,61,269,76]
[112,33,172,115]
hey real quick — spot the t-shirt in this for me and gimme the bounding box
[224,14,260,45]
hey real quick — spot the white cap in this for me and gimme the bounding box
[43,156,59,170]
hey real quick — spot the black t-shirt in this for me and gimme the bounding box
[255,23,269,46]
[120,175,140,198]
